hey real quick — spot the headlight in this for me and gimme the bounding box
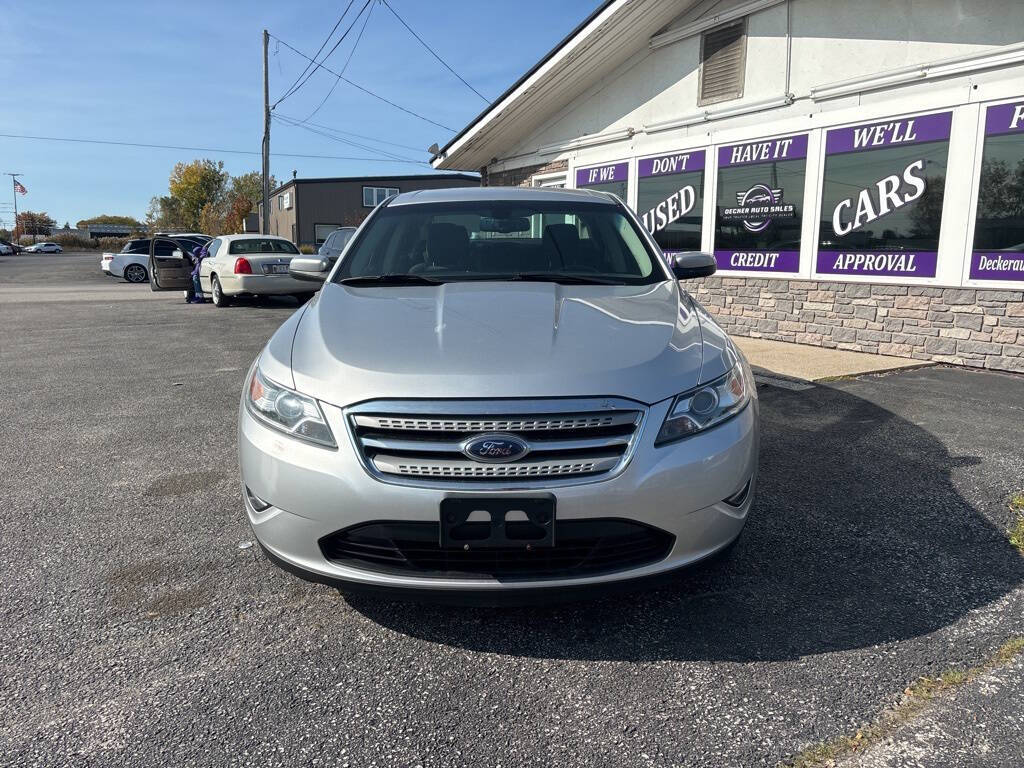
[245,365,336,448]
[655,358,753,445]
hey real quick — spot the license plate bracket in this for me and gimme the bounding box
[439,497,555,550]
[264,263,289,275]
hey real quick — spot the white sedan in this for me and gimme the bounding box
[25,242,63,253]
[198,234,316,307]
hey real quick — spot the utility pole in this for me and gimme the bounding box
[5,173,22,243]
[262,29,271,235]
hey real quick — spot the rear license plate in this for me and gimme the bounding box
[439,497,555,549]
[264,263,289,275]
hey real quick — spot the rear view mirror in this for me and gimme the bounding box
[289,257,330,283]
[670,251,717,280]
[480,216,530,234]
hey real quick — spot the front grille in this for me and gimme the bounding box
[349,405,643,484]
[320,519,674,580]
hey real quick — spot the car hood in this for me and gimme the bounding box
[283,280,711,406]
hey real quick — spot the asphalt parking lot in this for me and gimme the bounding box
[2,253,1023,767]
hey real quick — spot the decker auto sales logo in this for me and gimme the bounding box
[722,185,796,233]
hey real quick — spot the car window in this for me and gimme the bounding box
[333,200,661,285]
[154,241,177,257]
[207,238,222,258]
[228,238,299,255]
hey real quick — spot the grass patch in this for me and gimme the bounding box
[783,636,1024,767]
[1009,493,1024,555]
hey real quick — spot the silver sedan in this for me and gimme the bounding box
[238,187,759,601]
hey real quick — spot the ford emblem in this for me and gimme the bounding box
[461,433,530,463]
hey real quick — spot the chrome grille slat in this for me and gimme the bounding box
[371,454,622,478]
[352,411,638,432]
[359,433,632,454]
[348,401,644,486]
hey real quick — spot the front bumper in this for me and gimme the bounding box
[239,396,758,595]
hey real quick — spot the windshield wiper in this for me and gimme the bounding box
[339,274,444,286]
[507,272,622,285]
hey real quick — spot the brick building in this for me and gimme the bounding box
[431,0,1024,372]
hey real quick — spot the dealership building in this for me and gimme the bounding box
[432,0,1024,373]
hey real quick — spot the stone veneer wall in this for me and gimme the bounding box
[482,159,569,188]
[690,278,1024,373]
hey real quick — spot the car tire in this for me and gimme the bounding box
[211,275,231,308]
[123,264,148,283]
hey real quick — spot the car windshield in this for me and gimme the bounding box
[332,200,664,285]
[229,238,299,255]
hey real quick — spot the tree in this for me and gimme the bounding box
[222,171,276,234]
[198,202,224,236]
[76,214,145,230]
[167,159,229,232]
[231,171,274,207]
[145,195,186,233]
[14,211,56,241]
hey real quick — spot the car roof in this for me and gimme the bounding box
[387,186,618,206]
[217,234,293,242]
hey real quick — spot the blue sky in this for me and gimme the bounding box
[0,0,600,228]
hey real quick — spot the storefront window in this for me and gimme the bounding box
[971,102,1024,282]
[636,150,705,256]
[714,134,807,273]
[817,111,951,279]
[574,161,628,201]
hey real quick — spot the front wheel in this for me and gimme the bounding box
[123,263,148,283]
[211,275,231,308]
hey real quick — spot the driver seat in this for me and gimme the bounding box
[417,223,472,272]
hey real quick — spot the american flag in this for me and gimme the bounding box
[13,180,26,195]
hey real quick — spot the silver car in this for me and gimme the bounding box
[239,187,759,600]
[317,226,357,266]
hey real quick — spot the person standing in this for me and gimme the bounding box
[186,245,207,303]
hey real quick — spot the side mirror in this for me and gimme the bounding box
[670,251,717,280]
[289,256,330,283]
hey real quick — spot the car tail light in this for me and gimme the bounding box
[234,257,253,274]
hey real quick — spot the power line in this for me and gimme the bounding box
[273,114,428,153]
[379,0,490,104]
[0,132,428,164]
[299,0,376,124]
[269,33,455,132]
[274,0,370,108]
[272,113,426,164]
[274,0,357,106]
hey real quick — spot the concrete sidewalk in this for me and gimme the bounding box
[734,336,928,382]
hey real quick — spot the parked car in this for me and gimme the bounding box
[1,239,21,254]
[102,238,150,279]
[0,242,13,255]
[317,227,357,265]
[148,233,315,306]
[106,235,212,283]
[24,242,62,253]
[235,187,759,601]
